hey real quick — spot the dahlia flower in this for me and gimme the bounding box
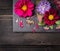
[14,0,34,18]
[44,8,59,26]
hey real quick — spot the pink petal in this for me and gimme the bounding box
[19,20,24,28]
[15,9,24,17]
[30,7,34,10]
[32,27,36,32]
[35,24,39,29]
[28,2,34,8]
[15,1,22,8]
[23,12,28,18]
[27,9,32,17]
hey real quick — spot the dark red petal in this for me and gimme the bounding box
[49,8,56,14]
[54,16,59,20]
[44,12,49,21]
[53,13,57,17]
[51,21,55,25]
[44,11,49,17]
[45,20,50,24]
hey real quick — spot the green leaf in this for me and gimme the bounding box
[49,25,53,29]
[38,22,45,26]
[55,20,60,25]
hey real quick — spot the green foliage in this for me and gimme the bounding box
[55,20,60,25]
[49,25,53,29]
[38,22,45,26]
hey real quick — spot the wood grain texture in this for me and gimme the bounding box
[0,0,12,9]
[0,46,60,51]
[0,46,53,51]
[0,0,60,45]
[0,0,12,15]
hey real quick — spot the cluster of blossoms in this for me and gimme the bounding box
[36,0,59,27]
[36,0,51,14]
[14,0,60,29]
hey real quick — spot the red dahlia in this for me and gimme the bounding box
[44,8,59,26]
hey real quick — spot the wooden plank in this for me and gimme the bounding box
[0,46,60,51]
[0,9,12,15]
[0,46,52,51]
[0,0,12,15]
[0,0,12,10]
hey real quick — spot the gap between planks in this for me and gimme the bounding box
[0,19,12,20]
[0,15,12,17]
[0,15,13,20]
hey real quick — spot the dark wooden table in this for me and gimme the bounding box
[0,0,60,46]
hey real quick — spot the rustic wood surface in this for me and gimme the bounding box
[0,46,60,51]
[0,0,60,46]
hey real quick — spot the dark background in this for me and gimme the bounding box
[0,0,60,51]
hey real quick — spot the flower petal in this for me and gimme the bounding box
[28,2,34,8]
[55,16,59,20]
[49,8,56,14]
[50,21,55,25]
[27,9,32,17]
[23,12,28,18]
[15,1,22,8]
[30,7,34,10]
[27,0,31,2]
[44,11,49,17]
[15,9,24,17]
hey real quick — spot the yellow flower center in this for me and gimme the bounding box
[21,5,27,11]
[48,15,54,20]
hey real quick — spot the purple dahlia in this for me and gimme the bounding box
[36,0,51,14]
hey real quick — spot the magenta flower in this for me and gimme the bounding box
[14,0,34,18]
[36,0,51,14]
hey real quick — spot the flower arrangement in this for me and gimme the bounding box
[36,0,51,23]
[43,8,60,29]
[36,0,60,30]
[14,0,60,31]
[14,0,34,18]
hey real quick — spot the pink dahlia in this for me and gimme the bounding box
[14,0,34,18]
